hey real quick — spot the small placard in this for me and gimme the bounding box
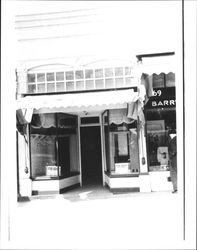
[46,166,61,177]
[115,163,129,174]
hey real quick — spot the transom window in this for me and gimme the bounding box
[27,66,135,94]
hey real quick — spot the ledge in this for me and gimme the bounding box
[32,172,80,181]
[105,171,139,178]
[23,86,138,97]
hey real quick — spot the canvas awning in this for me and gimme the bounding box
[140,55,176,75]
[16,89,139,115]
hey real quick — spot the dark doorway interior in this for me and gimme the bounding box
[58,137,70,176]
[80,126,102,185]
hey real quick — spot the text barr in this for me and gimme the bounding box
[151,100,176,107]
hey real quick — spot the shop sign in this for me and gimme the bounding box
[152,87,175,98]
[146,87,176,108]
[151,99,176,107]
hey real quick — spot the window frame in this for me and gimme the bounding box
[29,113,79,180]
[102,109,138,176]
[26,66,135,94]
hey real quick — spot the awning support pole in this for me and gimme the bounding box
[100,114,105,186]
[77,116,82,187]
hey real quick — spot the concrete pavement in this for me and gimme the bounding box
[5,186,185,249]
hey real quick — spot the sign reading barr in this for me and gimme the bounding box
[46,166,61,177]
[115,163,130,174]
[151,99,176,107]
[146,87,176,108]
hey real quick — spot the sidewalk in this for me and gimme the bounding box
[7,188,183,249]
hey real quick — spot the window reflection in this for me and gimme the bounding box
[115,78,124,88]
[95,69,103,78]
[114,133,129,163]
[85,80,94,90]
[47,82,55,92]
[56,82,65,92]
[30,113,79,179]
[56,72,64,81]
[125,67,131,75]
[66,71,74,80]
[102,109,139,175]
[125,77,132,86]
[37,73,45,82]
[28,84,36,93]
[66,81,74,91]
[47,73,55,82]
[75,70,84,80]
[85,69,94,79]
[95,79,104,89]
[105,78,114,88]
[28,74,35,83]
[76,81,84,90]
[115,67,123,76]
[37,84,45,93]
[105,68,113,77]
[31,135,56,178]
[146,109,176,171]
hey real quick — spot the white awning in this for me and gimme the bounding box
[16,89,139,113]
[140,55,176,75]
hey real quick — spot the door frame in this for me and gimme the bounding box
[79,116,105,186]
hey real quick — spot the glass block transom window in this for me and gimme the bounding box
[27,66,135,94]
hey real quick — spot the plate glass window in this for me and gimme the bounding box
[66,71,74,81]
[47,73,55,82]
[28,74,35,83]
[56,72,64,81]
[95,69,103,78]
[37,73,45,82]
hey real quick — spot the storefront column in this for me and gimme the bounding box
[17,125,32,198]
[136,58,148,174]
[77,116,82,187]
[138,122,148,173]
[99,114,105,186]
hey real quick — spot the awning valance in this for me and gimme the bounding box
[109,109,135,125]
[16,89,139,113]
[140,55,176,75]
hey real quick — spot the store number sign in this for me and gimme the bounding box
[153,89,162,96]
[149,88,176,108]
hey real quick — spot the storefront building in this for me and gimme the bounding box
[16,55,176,198]
[17,53,176,196]
[137,52,176,191]
[16,62,150,198]
[15,6,176,199]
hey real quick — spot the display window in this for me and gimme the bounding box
[103,109,140,175]
[145,108,176,171]
[143,72,176,172]
[30,113,79,180]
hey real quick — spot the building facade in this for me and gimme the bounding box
[16,61,150,197]
[15,5,176,199]
[137,52,176,192]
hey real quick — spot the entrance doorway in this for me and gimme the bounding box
[80,126,103,186]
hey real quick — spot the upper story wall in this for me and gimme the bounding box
[15,1,180,96]
[15,1,179,67]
